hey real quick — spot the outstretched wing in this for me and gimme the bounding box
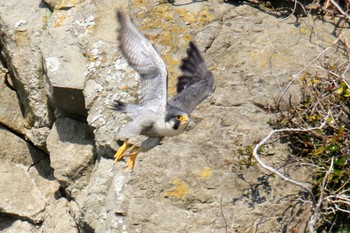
[117,10,167,108]
[168,42,214,114]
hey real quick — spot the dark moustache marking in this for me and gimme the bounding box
[173,119,180,130]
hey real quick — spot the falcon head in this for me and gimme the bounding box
[165,105,189,131]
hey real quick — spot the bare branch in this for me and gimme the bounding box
[334,205,350,214]
[280,0,298,21]
[329,0,350,21]
[253,122,328,204]
[253,112,331,233]
[308,156,334,233]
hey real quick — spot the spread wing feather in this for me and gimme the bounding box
[117,11,167,108]
[168,42,214,114]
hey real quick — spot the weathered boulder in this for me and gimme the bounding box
[0,0,53,150]
[39,0,97,120]
[46,117,95,196]
[0,0,52,135]
[0,126,48,168]
[0,218,37,233]
[41,29,87,119]
[38,199,78,233]
[75,157,116,230]
[0,69,25,134]
[0,161,47,223]
[0,125,58,226]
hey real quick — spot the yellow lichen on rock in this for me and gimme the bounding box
[53,11,67,28]
[55,0,81,10]
[197,6,214,26]
[42,15,48,26]
[52,0,82,28]
[164,178,188,199]
[15,31,29,47]
[177,8,196,26]
[177,6,215,28]
[198,167,212,179]
[131,0,145,8]
[161,52,181,95]
[133,4,189,95]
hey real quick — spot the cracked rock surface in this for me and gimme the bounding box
[0,0,348,232]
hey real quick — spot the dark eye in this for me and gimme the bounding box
[176,115,182,120]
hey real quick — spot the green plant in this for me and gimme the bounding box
[270,68,350,232]
[237,145,257,169]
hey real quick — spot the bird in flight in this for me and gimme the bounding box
[113,10,214,171]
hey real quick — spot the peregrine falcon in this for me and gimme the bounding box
[113,10,214,171]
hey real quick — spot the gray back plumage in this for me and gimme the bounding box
[117,11,167,109]
[168,42,214,114]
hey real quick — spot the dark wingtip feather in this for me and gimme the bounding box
[176,42,205,93]
[180,42,204,72]
[188,41,197,53]
[188,41,200,58]
[111,100,127,112]
[176,76,192,93]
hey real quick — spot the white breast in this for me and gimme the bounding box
[154,121,188,137]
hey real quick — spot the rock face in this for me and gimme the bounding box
[0,0,348,232]
[0,161,46,223]
[46,117,95,196]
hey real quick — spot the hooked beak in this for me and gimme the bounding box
[179,115,188,123]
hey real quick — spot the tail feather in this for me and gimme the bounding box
[111,100,127,112]
[111,100,143,120]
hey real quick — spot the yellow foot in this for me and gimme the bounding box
[125,146,141,172]
[114,139,129,163]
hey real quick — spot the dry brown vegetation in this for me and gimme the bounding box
[225,0,350,24]
[231,1,350,232]
[252,18,350,233]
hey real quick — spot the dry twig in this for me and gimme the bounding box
[329,0,350,21]
[252,114,330,232]
[308,156,334,233]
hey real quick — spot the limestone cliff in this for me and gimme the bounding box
[0,0,347,232]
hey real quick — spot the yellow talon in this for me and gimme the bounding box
[114,139,129,163]
[125,146,141,172]
[114,140,141,172]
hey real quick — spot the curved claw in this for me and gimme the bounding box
[114,139,129,163]
[125,146,141,172]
